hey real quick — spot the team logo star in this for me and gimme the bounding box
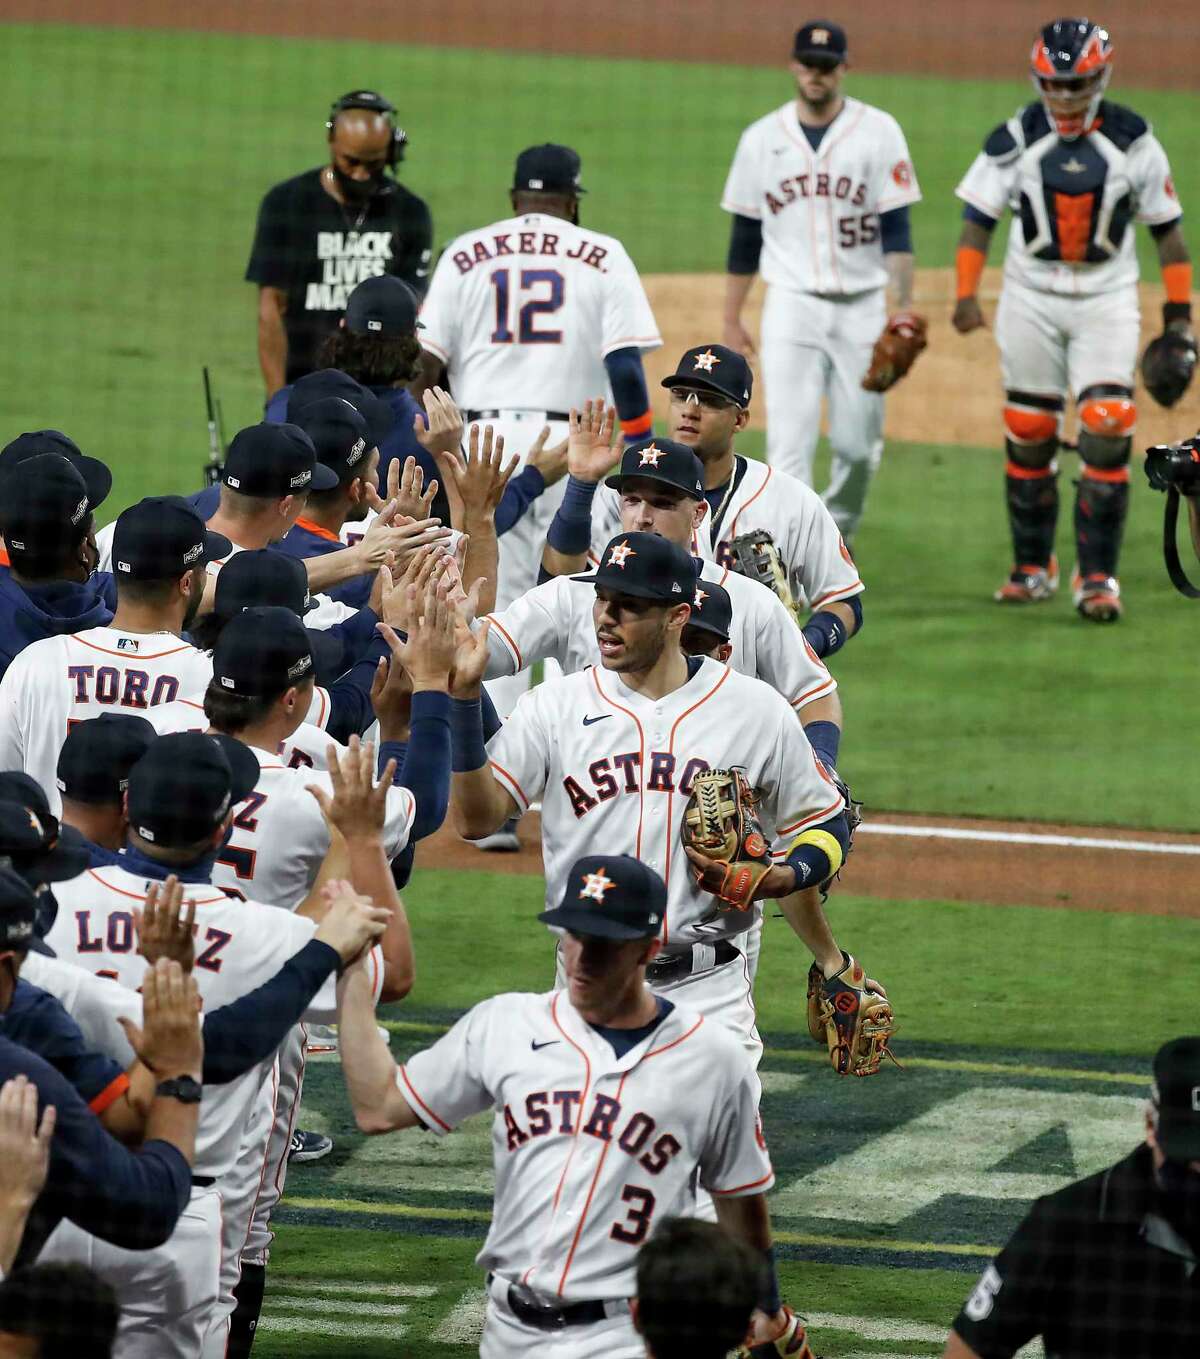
[608,540,637,568]
[692,350,720,373]
[638,444,664,466]
[579,869,616,902]
[694,588,708,608]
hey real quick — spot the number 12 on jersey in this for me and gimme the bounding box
[490,268,564,344]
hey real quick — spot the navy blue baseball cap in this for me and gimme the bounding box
[222,423,339,497]
[292,398,374,484]
[0,430,112,511]
[345,275,422,336]
[662,345,753,409]
[112,496,231,580]
[56,714,158,806]
[1152,1038,1200,1162]
[212,606,338,698]
[0,455,94,557]
[577,531,699,604]
[128,732,261,849]
[0,800,90,884]
[539,855,666,940]
[286,369,394,448]
[213,549,314,620]
[684,580,732,641]
[513,143,586,195]
[0,865,40,952]
[793,20,848,65]
[604,439,705,500]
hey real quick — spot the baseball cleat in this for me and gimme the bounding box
[306,1024,339,1054]
[994,556,1059,603]
[288,1129,333,1163]
[472,816,521,852]
[1072,570,1122,622]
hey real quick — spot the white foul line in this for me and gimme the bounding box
[860,822,1200,857]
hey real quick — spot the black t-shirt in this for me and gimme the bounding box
[953,1144,1200,1359]
[246,168,433,383]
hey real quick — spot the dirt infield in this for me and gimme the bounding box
[431,810,1200,919]
[642,268,1200,449]
[15,0,1199,90]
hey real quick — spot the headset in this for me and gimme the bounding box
[325,90,408,168]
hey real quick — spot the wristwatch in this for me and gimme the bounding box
[155,1076,202,1104]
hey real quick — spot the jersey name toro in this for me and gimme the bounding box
[955,101,1181,295]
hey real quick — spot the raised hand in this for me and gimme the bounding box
[449,618,493,700]
[0,1076,55,1209]
[567,400,621,483]
[394,455,440,523]
[378,579,456,691]
[136,876,196,973]
[433,424,519,524]
[308,735,394,841]
[413,386,466,459]
[118,959,203,1082]
[526,426,570,486]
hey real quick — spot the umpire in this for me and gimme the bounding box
[945,1037,1200,1359]
[246,90,433,396]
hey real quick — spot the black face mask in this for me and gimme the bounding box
[332,165,385,205]
[1154,1157,1200,1246]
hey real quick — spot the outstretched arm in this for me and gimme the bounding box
[336,964,421,1134]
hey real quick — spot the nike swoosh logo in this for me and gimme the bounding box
[582,714,610,727]
[531,1040,560,1051]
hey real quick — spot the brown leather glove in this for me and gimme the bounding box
[861,312,928,392]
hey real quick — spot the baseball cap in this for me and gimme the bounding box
[127,732,260,849]
[513,143,586,196]
[211,606,338,697]
[604,439,705,500]
[213,549,313,620]
[345,275,422,336]
[793,20,848,66]
[0,455,93,557]
[0,865,40,953]
[662,345,753,409]
[576,531,699,604]
[0,430,112,511]
[0,800,90,884]
[221,423,339,497]
[56,714,158,806]
[291,398,374,484]
[684,581,732,641]
[1152,1037,1200,1162]
[111,496,231,581]
[539,855,666,940]
[286,369,395,448]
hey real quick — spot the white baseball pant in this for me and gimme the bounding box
[759,283,886,542]
[41,1184,221,1359]
[242,1024,308,1268]
[481,1275,642,1359]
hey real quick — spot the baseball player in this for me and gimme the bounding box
[721,20,922,541]
[0,496,227,814]
[334,853,816,1359]
[54,714,157,865]
[659,344,864,659]
[451,533,860,1074]
[46,730,408,1359]
[417,142,662,717]
[498,438,843,775]
[953,18,1193,622]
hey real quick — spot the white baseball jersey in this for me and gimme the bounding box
[21,951,138,1068]
[955,100,1181,296]
[484,565,835,714]
[146,695,339,771]
[209,742,414,909]
[399,989,771,1300]
[418,212,662,412]
[484,657,842,948]
[721,97,921,295]
[0,626,213,815]
[46,864,383,1178]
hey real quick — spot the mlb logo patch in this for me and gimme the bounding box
[117,637,140,652]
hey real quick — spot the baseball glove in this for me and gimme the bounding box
[739,1306,820,1358]
[861,312,928,392]
[806,951,898,1077]
[681,768,772,912]
[731,530,803,626]
[1141,328,1198,408]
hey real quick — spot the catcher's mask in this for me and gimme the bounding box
[1030,19,1113,139]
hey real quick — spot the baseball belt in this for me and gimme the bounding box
[645,938,741,985]
[489,1275,629,1330]
[465,408,570,423]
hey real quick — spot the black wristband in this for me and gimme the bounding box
[1163,301,1192,326]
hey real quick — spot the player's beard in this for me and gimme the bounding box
[182,571,206,632]
[599,616,669,674]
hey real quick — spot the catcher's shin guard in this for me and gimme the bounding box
[1004,452,1059,569]
[1074,467,1130,579]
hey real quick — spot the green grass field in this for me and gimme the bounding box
[2,22,1198,1357]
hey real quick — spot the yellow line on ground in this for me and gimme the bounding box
[286,1196,997,1257]
[379,1021,1145,1086]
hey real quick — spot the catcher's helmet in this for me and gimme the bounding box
[1030,18,1114,139]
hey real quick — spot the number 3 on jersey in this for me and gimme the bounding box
[217,790,267,882]
[490,268,564,344]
